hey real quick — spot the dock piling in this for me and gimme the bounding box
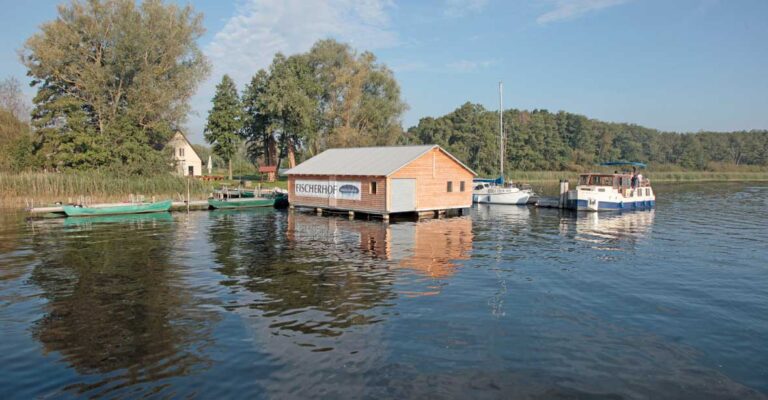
[558,179,569,209]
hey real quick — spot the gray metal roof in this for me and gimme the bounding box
[285,145,476,177]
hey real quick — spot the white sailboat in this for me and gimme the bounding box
[473,82,535,205]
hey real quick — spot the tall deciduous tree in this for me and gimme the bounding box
[205,75,242,180]
[22,0,209,173]
[241,39,407,169]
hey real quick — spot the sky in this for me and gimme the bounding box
[1,0,767,144]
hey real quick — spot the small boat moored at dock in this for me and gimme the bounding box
[473,177,534,205]
[62,200,173,217]
[566,162,655,211]
[208,193,287,209]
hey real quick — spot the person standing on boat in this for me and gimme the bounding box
[631,166,638,188]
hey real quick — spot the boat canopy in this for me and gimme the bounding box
[473,176,504,185]
[599,161,647,168]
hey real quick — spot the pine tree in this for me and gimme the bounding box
[205,75,243,180]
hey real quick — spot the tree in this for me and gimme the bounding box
[0,109,33,171]
[241,39,407,169]
[22,0,210,173]
[0,77,30,121]
[205,75,242,180]
[307,40,407,149]
[0,77,33,171]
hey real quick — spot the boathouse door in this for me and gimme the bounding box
[390,179,416,212]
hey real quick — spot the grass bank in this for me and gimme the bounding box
[507,170,768,183]
[0,172,283,208]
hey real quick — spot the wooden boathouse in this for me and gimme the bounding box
[285,145,476,219]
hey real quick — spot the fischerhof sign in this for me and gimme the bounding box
[294,180,362,201]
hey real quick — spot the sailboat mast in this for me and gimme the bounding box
[499,81,504,180]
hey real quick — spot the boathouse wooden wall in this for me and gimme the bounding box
[288,146,474,215]
[388,147,474,212]
[288,175,388,213]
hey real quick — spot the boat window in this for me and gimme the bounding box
[598,188,605,192]
[460,181,465,192]
[646,188,650,196]
[590,176,602,185]
[474,184,484,191]
[602,177,613,186]
[579,176,589,185]
[447,181,453,193]
[370,181,377,195]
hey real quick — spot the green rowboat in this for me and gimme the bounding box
[62,200,172,217]
[207,197,276,209]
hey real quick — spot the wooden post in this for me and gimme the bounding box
[382,213,390,223]
[348,210,355,219]
[187,178,191,213]
[558,179,569,209]
[316,208,323,215]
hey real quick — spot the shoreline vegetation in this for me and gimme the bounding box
[2,170,766,209]
[0,172,287,208]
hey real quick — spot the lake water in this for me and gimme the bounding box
[1,182,767,399]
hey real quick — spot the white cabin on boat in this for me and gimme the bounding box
[567,172,655,211]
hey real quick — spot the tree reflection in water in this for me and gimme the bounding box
[29,213,214,397]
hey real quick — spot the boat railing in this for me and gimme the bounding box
[487,186,518,194]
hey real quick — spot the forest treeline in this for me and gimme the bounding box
[404,103,768,176]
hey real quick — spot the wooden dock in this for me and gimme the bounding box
[535,197,562,208]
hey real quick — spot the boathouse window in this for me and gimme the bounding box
[460,181,466,192]
[370,181,377,195]
[179,148,184,157]
[447,181,453,192]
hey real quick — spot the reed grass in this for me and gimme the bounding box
[0,172,216,207]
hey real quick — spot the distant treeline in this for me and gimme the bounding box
[403,103,768,176]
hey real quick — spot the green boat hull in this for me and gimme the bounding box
[63,212,174,226]
[62,200,172,217]
[208,197,275,209]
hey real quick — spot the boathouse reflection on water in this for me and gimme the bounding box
[206,210,474,339]
[288,212,474,280]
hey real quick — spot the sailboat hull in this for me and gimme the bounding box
[474,191,530,205]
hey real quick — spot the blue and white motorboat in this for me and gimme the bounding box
[566,162,655,211]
